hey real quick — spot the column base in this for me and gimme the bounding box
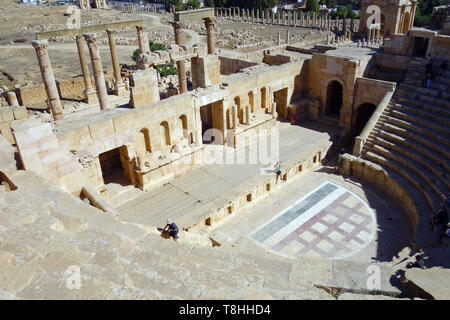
[114,83,127,96]
[84,90,98,105]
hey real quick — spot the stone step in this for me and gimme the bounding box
[364,147,440,210]
[442,91,450,100]
[368,144,445,208]
[398,83,440,97]
[362,152,439,245]
[367,134,449,190]
[405,69,450,88]
[393,93,450,117]
[387,108,450,138]
[378,117,450,157]
[376,129,450,173]
[392,103,450,127]
[403,78,448,92]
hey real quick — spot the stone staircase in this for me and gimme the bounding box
[0,170,335,299]
[360,57,450,244]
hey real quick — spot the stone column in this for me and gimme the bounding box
[376,28,380,43]
[106,30,125,96]
[277,12,280,24]
[136,26,145,54]
[75,35,96,104]
[142,27,150,54]
[277,32,281,45]
[294,11,297,26]
[286,30,290,44]
[32,40,64,121]
[246,105,251,125]
[172,21,187,94]
[233,104,238,128]
[84,34,109,111]
[203,17,216,55]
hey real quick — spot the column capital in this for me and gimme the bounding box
[32,40,49,54]
[106,29,117,35]
[83,33,98,46]
[170,20,183,29]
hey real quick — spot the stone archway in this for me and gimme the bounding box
[353,103,376,136]
[325,80,343,117]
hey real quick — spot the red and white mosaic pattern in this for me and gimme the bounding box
[254,183,376,259]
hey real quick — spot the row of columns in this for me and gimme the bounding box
[120,3,157,13]
[357,27,383,47]
[32,25,151,120]
[215,8,357,33]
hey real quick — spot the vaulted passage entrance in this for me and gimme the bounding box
[325,81,343,117]
[99,146,130,185]
[200,100,224,144]
[412,37,429,57]
[274,88,288,119]
[353,103,376,136]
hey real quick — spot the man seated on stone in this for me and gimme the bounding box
[163,219,179,241]
[406,255,426,269]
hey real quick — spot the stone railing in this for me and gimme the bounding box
[352,89,395,157]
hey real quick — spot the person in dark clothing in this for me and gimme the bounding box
[406,255,425,269]
[163,219,179,241]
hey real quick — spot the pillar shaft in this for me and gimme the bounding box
[107,30,125,96]
[106,30,122,84]
[75,35,96,103]
[84,34,109,111]
[32,40,64,120]
[136,26,145,54]
[172,21,187,94]
[203,18,216,55]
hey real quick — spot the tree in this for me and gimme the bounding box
[326,0,336,9]
[204,0,215,7]
[346,5,355,18]
[306,0,319,14]
[184,0,200,10]
[335,5,348,18]
[165,0,183,11]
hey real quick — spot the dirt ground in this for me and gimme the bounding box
[0,0,326,89]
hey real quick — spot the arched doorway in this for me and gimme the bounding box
[402,12,410,34]
[353,103,376,136]
[160,121,171,147]
[325,81,343,117]
[179,115,188,139]
[139,128,151,153]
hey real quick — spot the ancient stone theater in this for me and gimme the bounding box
[0,1,448,299]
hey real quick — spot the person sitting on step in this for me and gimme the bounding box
[163,219,179,241]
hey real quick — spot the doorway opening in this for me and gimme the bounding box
[99,146,129,186]
[353,103,376,136]
[325,81,343,117]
